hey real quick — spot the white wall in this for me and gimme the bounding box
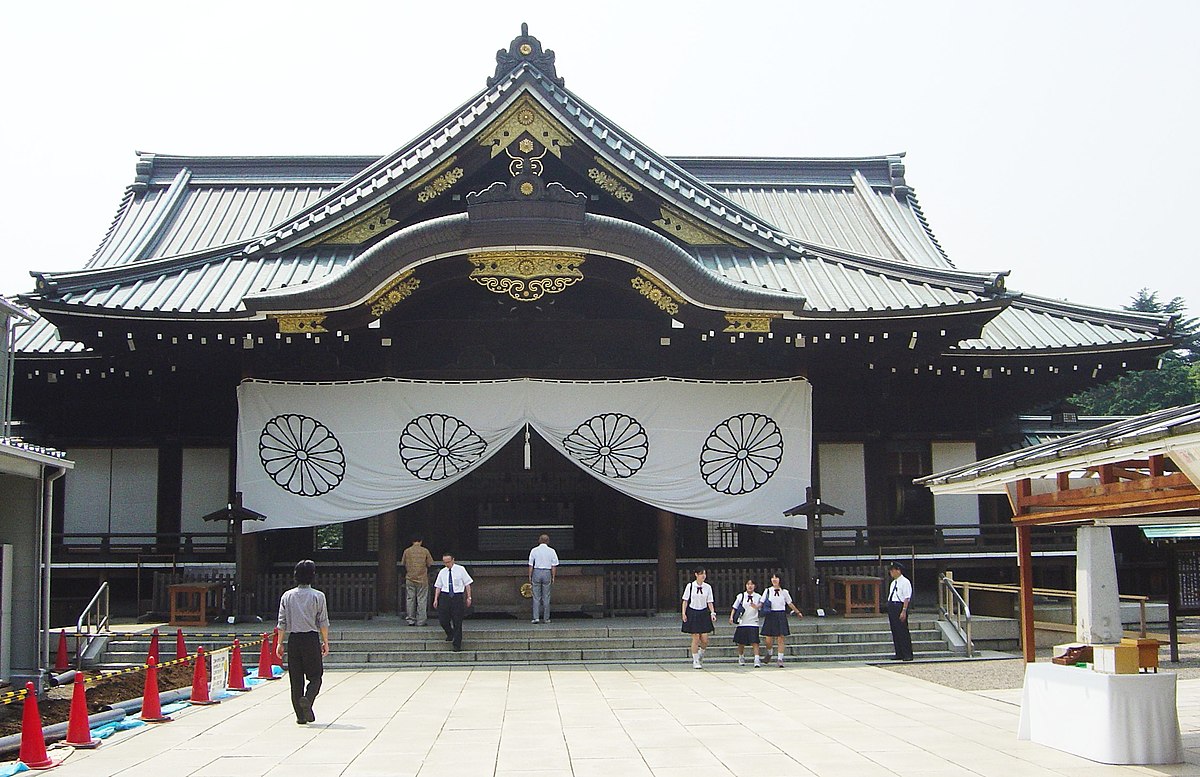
[817,443,867,531]
[181,448,230,544]
[63,448,158,541]
[931,441,980,535]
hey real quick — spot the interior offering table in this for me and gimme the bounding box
[1018,661,1182,764]
[828,575,880,616]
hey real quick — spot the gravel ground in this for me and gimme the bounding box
[883,641,1200,691]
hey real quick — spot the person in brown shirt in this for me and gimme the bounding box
[401,537,435,626]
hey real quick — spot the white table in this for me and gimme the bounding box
[1018,662,1182,764]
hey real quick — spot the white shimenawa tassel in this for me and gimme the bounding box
[523,423,532,470]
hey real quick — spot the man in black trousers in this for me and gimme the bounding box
[886,561,914,661]
[277,559,330,724]
[433,553,473,651]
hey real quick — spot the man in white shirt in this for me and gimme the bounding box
[528,534,560,624]
[886,561,914,661]
[433,554,473,651]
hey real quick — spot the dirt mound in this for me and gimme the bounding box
[0,663,194,738]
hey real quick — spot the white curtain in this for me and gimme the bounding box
[237,377,811,533]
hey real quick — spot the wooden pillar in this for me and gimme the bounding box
[1015,477,1036,662]
[377,510,399,615]
[656,509,677,612]
[238,527,259,618]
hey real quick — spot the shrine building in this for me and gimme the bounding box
[7,27,1179,620]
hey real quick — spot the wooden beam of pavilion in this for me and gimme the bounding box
[1012,492,1200,526]
[1019,472,1196,510]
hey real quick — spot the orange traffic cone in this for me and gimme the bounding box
[256,634,276,680]
[189,646,220,705]
[18,682,61,769]
[175,628,187,661]
[147,628,160,664]
[64,673,100,748]
[139,657,172,723]
[54,630,69,672]
[227,639,249,691]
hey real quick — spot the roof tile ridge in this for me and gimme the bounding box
[849,170,917,265]
[902,188,953,266]
[84,185,138,269]
[790,241,1007,295]
[115,168,193,265]
[528,73,804,255]
[31,240,255,297]
[244,69,527,257]
[1005,292,1176,334]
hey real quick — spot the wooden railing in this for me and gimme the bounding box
[815,524,1076,553]
[942,577,1150,637]
[55,531,232,557]
[152,570,377,619]
[605,567,656,617]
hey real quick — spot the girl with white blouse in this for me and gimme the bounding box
[729,578,764,667]
[680,568,716,668]
[759,573,803,667]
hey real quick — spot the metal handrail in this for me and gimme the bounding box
[937,574,973,657]
[73,582,110,668]
[948,579,1148,637]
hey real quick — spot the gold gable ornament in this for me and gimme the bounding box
[468,250,584,302]
[479,96,575,160]
[654,205,747,247]
[305,202,398,246]
[723,313,779,334]
[271,313,328,334]
[630,269,685,316]
[367,272,421,318]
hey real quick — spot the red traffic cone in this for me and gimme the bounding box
[227,639,249,691]
[18,682,61,769]
[175,628,187,661]
[256,634,276,679]
[139,657,172,723]
[64,673,100,749]
[189,646,220,705]
[147,628,160,664]
[54,630,69,672]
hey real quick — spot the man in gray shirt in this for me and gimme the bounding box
[276,559,330,724]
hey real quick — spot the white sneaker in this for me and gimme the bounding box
[738,656,746,666]
[531,619,540,624]
[777,658,785,667]
[692,656,702,669]
[754,658,763,667]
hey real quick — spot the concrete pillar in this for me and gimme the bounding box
[1076,525,1122,644]
[655,510,677,612]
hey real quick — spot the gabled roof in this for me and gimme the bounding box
[13,27,1177,363]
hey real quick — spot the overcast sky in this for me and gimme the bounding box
[3,1,1197,319]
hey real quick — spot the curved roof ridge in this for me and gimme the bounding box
[30,239,254,297]
[85,186,138,270]
[1007,291,1176,334]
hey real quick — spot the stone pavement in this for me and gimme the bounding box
[32,664,1200,777]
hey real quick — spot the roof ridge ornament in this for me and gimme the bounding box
[489,23,564,87]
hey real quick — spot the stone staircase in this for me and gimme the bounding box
[92,614,955,669]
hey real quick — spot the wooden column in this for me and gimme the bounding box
[1015,477,1036,663]
[238,527,259,618]
[377,510,399,615]
[656,509,677,612]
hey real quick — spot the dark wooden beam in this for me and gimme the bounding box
[1015,478,1036,663]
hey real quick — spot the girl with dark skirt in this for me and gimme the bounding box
[759,572,803,667]
[729,578,764,667]
[681,567,716,668]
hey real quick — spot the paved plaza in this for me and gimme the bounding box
[28,661,1200,777]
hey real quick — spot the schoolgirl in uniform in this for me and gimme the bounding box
[681,567,716,668]
[759,573,803,666]
[729,578,764,667]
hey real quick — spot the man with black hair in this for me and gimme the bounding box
[433,553,473,651]
[277,559,330,724]
[401,537,434,626]
[886,561,914,661]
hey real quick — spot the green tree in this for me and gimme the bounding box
[1069,289,1200,415]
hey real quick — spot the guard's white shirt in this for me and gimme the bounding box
[732,591,763,626]
[761,587,793,612]
[528,543,560,569]
[682,581,714,609]
[434,564,474,594]
[888,575,913,603]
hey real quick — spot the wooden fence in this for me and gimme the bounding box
[152,570,377,619]
[604,567,656,617]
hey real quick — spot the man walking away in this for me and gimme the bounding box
[433,554,473,651]
[277,559,330,724]
[401,537,434,625]
[886,561,914,661]
[528,533,559,623]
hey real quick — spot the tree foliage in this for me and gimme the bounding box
[1068,289,1200,415]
